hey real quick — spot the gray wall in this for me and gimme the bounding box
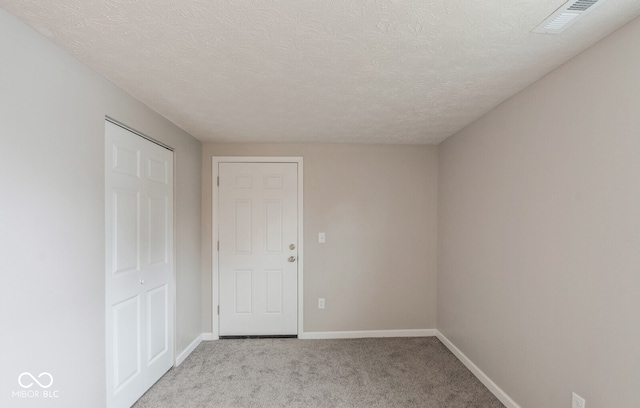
[0,8,202,408]
[438,16,640,408]
[202,143,438,334]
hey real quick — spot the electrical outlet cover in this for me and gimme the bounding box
[572,392,585,408]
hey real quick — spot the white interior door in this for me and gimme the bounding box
[218,162,298,336]
[105,121,174,408]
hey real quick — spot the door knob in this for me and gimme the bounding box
[140,278,145,285]
[288,256,296,262]
[289,244,296,250]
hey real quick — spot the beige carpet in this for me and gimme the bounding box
[133,337,505,408]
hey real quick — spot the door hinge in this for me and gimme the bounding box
[217,305,220,315]
[217,241,219,251]
[217,176,219,187]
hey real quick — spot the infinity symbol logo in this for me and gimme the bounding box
[18,372,54,389]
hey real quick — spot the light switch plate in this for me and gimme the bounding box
[318,232,325,243]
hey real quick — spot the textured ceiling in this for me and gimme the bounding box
[2,0,640,144]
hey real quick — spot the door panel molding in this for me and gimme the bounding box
[212,157,304,339]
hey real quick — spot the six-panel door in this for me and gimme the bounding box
[218,162,298,336]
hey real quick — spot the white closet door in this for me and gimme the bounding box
[105,121,174,408]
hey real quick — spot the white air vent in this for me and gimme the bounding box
[533,0,607,34]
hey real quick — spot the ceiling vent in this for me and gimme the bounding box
[533,0,607,34]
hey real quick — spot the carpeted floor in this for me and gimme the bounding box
[133,337,505,408]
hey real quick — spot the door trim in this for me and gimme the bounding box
[106,116,174,151]
[212,157,304,339]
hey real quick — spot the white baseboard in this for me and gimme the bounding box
[299,329,437,340]
[436,331,521,408]
[202,332,218,341]
[175,334,202,366]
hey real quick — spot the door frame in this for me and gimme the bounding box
[212,156,304,338]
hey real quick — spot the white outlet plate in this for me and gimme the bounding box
[572,392,585,408]
[318,298,325,309]
[318,232,326,243]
